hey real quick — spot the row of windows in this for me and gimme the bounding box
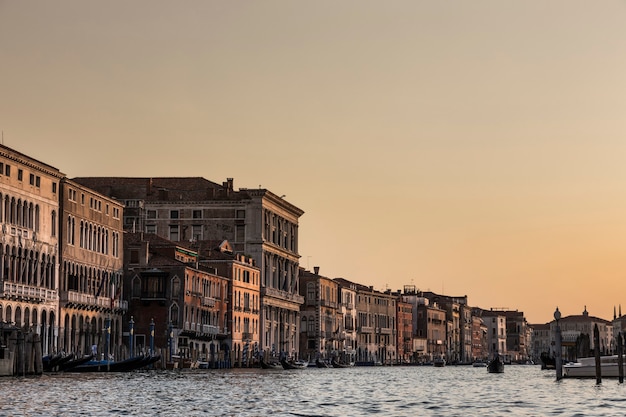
[0,162,55,192]
[0,193,52,235]
[67,188,118,218]
[66,216,120,257]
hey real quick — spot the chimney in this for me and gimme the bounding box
[313,266,319,275]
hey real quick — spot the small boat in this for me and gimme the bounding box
[563,355,626,378]
[57,354,95,372]
[488,354,504,373]
[433,356,446,367]
[540,352,556,370]
[43,353,75,372]
[69,354,154,372]
[260,358,283,370]
[472,360,487,367]
[315,358,330,368]
[331,358,354,368]
[280,358,308,370]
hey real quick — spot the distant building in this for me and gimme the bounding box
[481,309,507,357]
[552,306,613,360]
[396,297,413,363]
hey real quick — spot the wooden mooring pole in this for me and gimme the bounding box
[594,323,601,384]
[554,308,563,380]
[617,331,624,383]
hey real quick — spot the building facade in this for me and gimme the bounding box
[0,144,63,355]
[58,179,126,358]
[73,177,305,357]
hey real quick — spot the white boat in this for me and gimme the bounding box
[563,355,626,378]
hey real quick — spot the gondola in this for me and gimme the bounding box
[280,358,308,370]
[487,354,504,374]
[331,358,354,368]
[315,358,330,368]
[69,354,150,372]
[260,358,283,370]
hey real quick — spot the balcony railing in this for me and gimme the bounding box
[202,297,216,307]
[261,287,304,304]
[1,282,57,303]
[359,326,374,334]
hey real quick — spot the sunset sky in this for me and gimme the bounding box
[2,1,626,324]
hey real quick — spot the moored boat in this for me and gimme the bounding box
[260,358,283,370]
[69,354,155,372]
[563,355,626,378]
[331,358,354,368]
[315,358,330,368]
[433,356,446,367]
[280,358,308,370]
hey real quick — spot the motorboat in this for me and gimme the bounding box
[563,355,626,378]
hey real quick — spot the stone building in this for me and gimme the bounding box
[299,267,341,362]
[396,297,413,364]
[335,278,397,365]
[481,309,507,357]
[0,144,63,355]
[124,233,229,366]
[58,178,126,357]
[200,239,261,366]
[73,177,305,357]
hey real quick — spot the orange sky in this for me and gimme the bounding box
[2,1,626,324]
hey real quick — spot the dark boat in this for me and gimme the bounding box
[331,358,354,368]
[316,358,330,368]
[69,355,149,372]
[487,354,504,374]
[260,358,283,370]
[540,352,556,370]
[57,354,95,372]
[280,358,308,370]
[43,353,75,372]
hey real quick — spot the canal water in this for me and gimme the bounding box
[2,364,626,416]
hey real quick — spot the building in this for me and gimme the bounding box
[501,310,530,362]
[552,306,613,360]
[335,279,397,365]
[396,297,413,364]
[200,239,261,366]
[124,233,229,366]
[58,178,126,358]
[0,144,64,355]
[72,176,305,357]
[481,309,507,358]
[336,279,358,362]
[299,267,341,361]
[471,312,488,361]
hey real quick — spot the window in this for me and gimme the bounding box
[17,169,23,181]
[169,225,179,241]
[192,225,202,241]
[4,164,10,176]
[0,162,3,175]
[170,210,179,219]
[236,210,245,218]
[52,182,57,193]
[192,210,202,219]
[146,210,157,219]
[30,174,36,185]
[146,224,156,234]
[36,176,40,187]
[81,194,85,205]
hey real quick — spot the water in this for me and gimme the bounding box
[2,365,626,416]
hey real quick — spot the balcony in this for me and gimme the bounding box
[2,282,57,304]
[359,326,374,334]
[261,287,304,304]
[202,297,216,307]
[379,327,393,335]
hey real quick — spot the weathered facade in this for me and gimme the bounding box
[0,144,63,355]
[73,177,305,357]
[58,179,126,358]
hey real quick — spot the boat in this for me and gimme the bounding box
[315,358,330,368]
[69,354,157,372]
[43,353,75,372]
[280,358,308,370]
[433,356,446,367]
[56,354,95,372]
[331,358,354,368]
[540,352,556,370]
[563,355,626,378]
[488,354,504,373]
[260,358,283,370]
[472,360,487,367]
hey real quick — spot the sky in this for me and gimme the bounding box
[2,1,626,324]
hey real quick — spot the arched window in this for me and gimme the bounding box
[171,276,180,298]
[301,316,307,333]
[170,303,179,326]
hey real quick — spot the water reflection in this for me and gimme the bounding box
[2,365,626,416]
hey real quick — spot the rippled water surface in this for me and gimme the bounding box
[2,365,626,416]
